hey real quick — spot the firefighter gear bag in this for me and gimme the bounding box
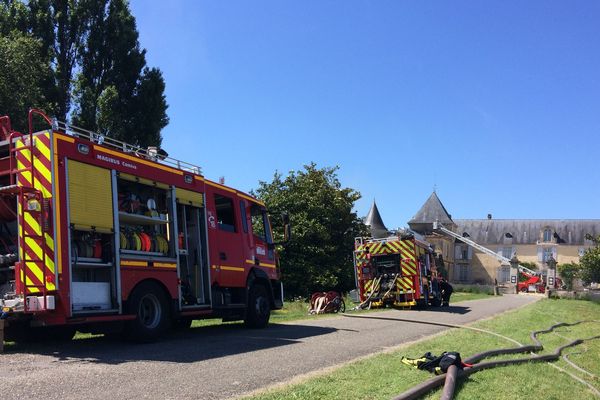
[401,352,464,375]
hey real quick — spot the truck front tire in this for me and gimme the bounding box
[244,284,271,328]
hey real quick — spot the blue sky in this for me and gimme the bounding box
[129,1,600,227]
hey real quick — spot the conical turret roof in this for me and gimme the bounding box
[365,200,388,238]
[408,192,454,234]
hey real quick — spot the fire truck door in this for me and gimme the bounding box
[212,193,243,287]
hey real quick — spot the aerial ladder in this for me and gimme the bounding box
[432,220,539,276]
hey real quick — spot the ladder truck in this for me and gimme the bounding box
[432,221,545,293]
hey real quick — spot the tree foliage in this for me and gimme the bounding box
[72,0,168,147]
[253,163,367,298]
[28,0,86,121]
[0,0,168,146]
[0,31,54,132]
[557,262,580,291]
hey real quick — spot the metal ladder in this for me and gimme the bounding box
[0,110,53,311]
[433,220,538,276]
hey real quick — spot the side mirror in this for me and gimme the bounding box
[271,212,291,247]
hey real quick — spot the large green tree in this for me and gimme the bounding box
[253,163,367,298]
[0,0,168,146]
[72,0,168,147]
[0,31,54,132]
[28,0,86,121]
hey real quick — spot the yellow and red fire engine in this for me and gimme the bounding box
[0,109,289,342]
[354,231,442,308]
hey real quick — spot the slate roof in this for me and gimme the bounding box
[408,192,455,234]
[364,201,388,238]
[454,219,600,245]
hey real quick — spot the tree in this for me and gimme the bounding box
[0,31,54,132]
[1,0,168,146]
[72,0,168,147]
[580,234,600,285]
[0,1,29,35]
[557,262,580,291]
[253,163,367,298]
[28,0,86,121]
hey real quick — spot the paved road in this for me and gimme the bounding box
[0,294,539,400]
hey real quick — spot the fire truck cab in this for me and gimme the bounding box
[0,110,288,342]
[354,231,442,309]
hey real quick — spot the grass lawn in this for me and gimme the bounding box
[243,298,600,400]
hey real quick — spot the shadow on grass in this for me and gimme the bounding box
[2,322,337,365]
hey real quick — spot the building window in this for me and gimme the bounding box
[498,266,510,283]
[455,245,470,260]
[459,265,468,281]
[502,247,513,259]
[542,247,553,262]
[543,229,552,242]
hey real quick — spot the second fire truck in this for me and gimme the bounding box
[354,231,442,308]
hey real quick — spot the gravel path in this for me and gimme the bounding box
[0,294,540,400]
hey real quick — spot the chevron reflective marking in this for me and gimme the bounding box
[399,239,418,276]
[402,263,417,275]
[396,277,413,292]
[16,132,56,293]
[387,240,403,252]
[363,279,380,294]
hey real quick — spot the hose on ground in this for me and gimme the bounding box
[390,321,600,400]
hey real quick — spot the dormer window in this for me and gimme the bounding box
[543,228,552,242]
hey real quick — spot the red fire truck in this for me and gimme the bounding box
[0,110,289,342]
[354,231,442,308]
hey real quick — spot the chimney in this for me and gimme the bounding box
[487,213,492,220]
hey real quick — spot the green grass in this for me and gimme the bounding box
[449,291,493,302]
[244,299,600,400]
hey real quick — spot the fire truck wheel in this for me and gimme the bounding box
[126,281,170,342]
[244,284,271,329]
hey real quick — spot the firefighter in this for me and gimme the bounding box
[439,278,453,306]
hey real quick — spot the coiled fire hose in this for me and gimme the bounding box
[389,320,600,400]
